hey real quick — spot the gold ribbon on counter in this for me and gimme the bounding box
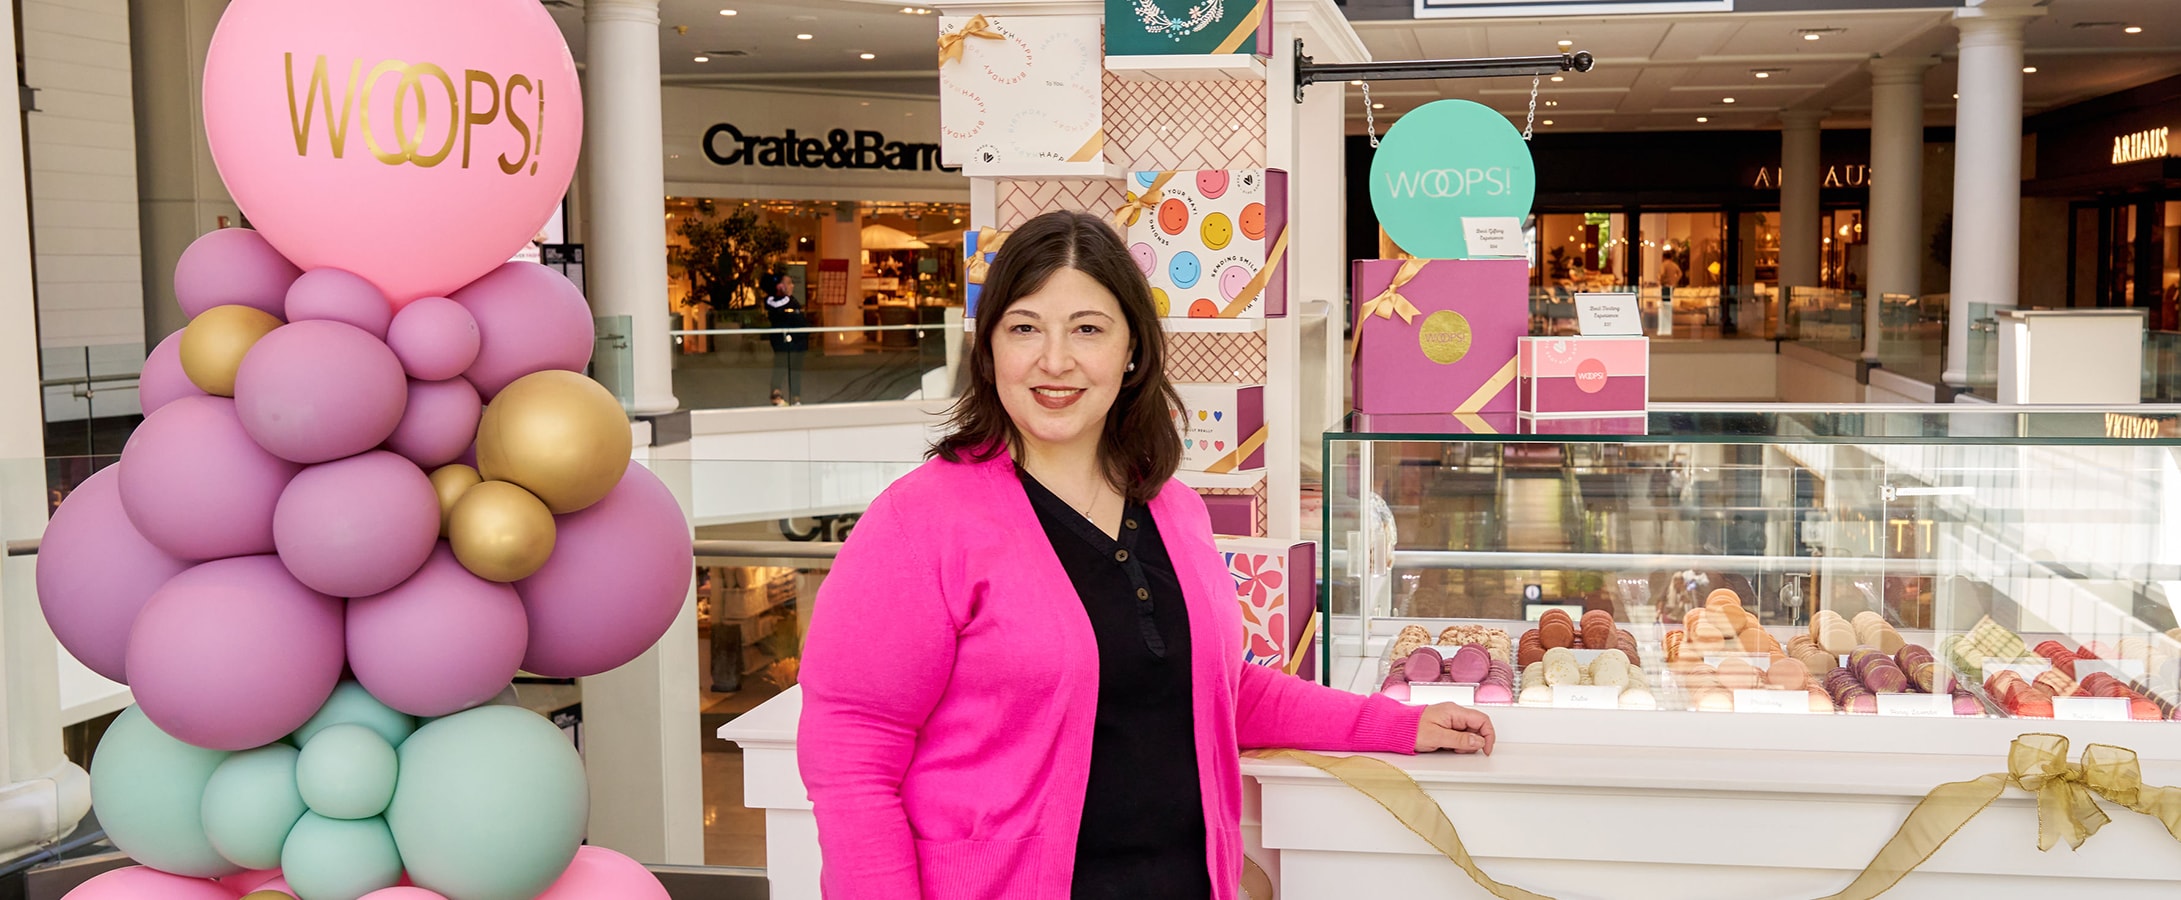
[1812,733,2181,900]
[1219,228,1290,318]
[937,15,1004,65]
[1113,171,1178,229]
[1346,258,1427,363]
[1210,0,1268,55]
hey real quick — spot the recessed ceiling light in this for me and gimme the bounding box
[1372,102,1385,109]
[1755,72,1771,78]
[860,52,876,60]
[1542,119,1554,126]
[1696,116,1710,123]
[719,8,736,14]
[1556,40,1573,50]
[693,55,710,62]
[1953,93,1959,99]
[1723,97,1736,104]
[796,33,813,40]
[859,101,870,106]
[1350,79,1362,86]
[1550,75,1564,82]
[1804,33,1821,41]
[2126,26,2143,34]
[2022,66,2037,73]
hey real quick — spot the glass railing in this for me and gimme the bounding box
[2144,331,2181,404]
[1529,284,1781,340]
[1781,286,1865,358]
[1961,301,2003,400]
[669,313,962,409]
[1875,292,1947,385]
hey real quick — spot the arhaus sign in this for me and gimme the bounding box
[2112,127,2170,165]
[703,122,948,172]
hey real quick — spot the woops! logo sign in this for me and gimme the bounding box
[1368,100,1535,259]
[1381,166,1522,200]
[284,53,551,175]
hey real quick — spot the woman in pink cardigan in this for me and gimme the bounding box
[798,211,1494,900]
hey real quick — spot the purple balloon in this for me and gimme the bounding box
[117,396,301,561]
[285,268,392,340]
[234,321,408,464]
[125,555,345,751]
[37,466,191,683]
[387,297,481,382]
[384,378,481,469]
[452,263,594,398]
[348,544,527,717]
[516,463,692,677]
[138,330,206,416]
[174,228,302,319]
[274,451,439,598]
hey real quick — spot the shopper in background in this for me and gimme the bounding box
[765,272,807,404]
[798,210,1493,900]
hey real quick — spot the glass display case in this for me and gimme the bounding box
[1323,409,2181,724]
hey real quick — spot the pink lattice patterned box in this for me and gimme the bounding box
[1217,537,1316,673]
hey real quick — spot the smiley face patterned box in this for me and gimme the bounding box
[1122,169,1288,318]
[1171,383,1265,472]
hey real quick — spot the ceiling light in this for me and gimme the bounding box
[1805,33,1822,41]
[693,55,709,62]
[1350,79,1362,86]
[2022,66,2037,73]
[1542,119,1554,126]
[1953,93,1959,99]
[1696,116,1710,123]
[1372,102,1385,109]
[1722,97,1736,104]
[2126,26,2143,34]
[719,8,736,14]
[1755,72,1770,78]
[1557,40,1573,50]
[1550,75,1564,82]
[796,33,813,40]
[860,52,876,60]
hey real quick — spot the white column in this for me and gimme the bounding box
[1943,7,2037,387]
[1778,110,1824,294]
[585,0,679,415]
[1866,57,1933,363]
[1264,18,1299,540]
[130,0,236,347]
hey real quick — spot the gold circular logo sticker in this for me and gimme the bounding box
[1418,310,1472,365]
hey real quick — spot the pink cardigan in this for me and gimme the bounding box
[797,451,1425,899]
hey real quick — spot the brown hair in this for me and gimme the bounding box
[934,210,1182,503]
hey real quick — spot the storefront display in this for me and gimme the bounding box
[1122,168,1289,318]
[937,14,1106,170]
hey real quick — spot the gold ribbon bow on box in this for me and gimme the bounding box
[1347,258,1427,363]
[937,15,1004,65]
[964,228,1008,285]
[1113,172,1178,230]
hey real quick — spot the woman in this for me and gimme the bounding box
[765,272,808,404]
[798,211,1494,900]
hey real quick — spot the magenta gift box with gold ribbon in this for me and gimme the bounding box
[1517,335,1649,417]
[1121,169,1289,318]
[1350,259,1529,427]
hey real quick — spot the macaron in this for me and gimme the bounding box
[1808,689,1838,713]
[1403,650,1444,683]
[1716,658,1763,691]
[1695,689,1734,712]
[1518,682,1552,706]
[1380,681,1412,703]
[1765,657,1809,690]
[1474,682,1513,705]
[1705,589,1742,611]
[1518,643,1545,668]
[1619,686,1657,710]
[1951,692,1983,716]
[1447,644,1491,683]
[1540,618,1575,650]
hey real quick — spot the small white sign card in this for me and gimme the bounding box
[1462,217,1524,258]
[1732,689,1809,715]
[2053,696,2130,722]
[1575,292,1643,336]
[1551,684,1623,709]
[1877,693,1953,718]
[1409,683,1476,707]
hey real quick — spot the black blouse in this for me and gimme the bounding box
[1018,469,1209,900]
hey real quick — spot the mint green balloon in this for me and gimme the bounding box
[386,706,587,900]
[296,724,397,820]
[281,812,402,900]
[89,706,243,877]
[1368,99,1536,259]
[201,743,307,869]
[291,681,417,749]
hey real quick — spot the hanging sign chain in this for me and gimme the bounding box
[1522,75,1539,141]
[1361,81,1380,148]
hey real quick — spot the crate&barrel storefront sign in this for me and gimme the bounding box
[703,122,950,172]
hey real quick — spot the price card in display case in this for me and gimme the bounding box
[2077,659,2147,681]
[2053,697,2131,722]
[1551,684,1622,709]
[1462,217,1524,258]
[1877,693,1953,718]
[1706,655,1772,670]
[1409,683,1476,707]
[1984,660,2051,681]
[1732,690,1809,715]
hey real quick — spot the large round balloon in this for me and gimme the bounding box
[386,297,480,382]
[234,321,409,464]
[534,846,669,900]
[474,371,630,514]
[286,268,392,340]
[125,555,346,750]
[37,465,190,683]
[202,744,308,871]
[88,706,241,878]
[292,681,418,749]
[273,450,440,598]
[446,481,556,583]
[297,724,400,820]
[200,0,581,307]
[281,813,404,900]
[141,329,209,415]
[361,890,448,900]
[517,463,691,678]
[348,545,527,718]
[59,865,243,900]
[174,228,303,319]
[451,264,594,398]
[386,706,588,900]
[117,396,301,561]
[384,378,481,469]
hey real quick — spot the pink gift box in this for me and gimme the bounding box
[1516,414,1648,435]
[1200,490,1258,536]
[1351,259,1529,422]
[1217,537,1318,674]
[1518,336,1649,417]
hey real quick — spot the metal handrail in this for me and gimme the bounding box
[7,537,849,561]
[670,323,936,337]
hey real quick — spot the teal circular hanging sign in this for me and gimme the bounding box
[1368,99,1536,259]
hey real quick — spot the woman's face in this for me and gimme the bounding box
[992,267,1132,457]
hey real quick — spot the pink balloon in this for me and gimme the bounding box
[452,263,593,398]
[174,228,303,319]
[383,378,481,469]
[126,556,346,751]
[217,870,282,893]
[141,330,207,416]
[274,451,439,597]
[37,466,191,683]
[234,321,408,464]
[517,464,692,677]
[534,846,668,900]
[387,298,480,382]
[118,396,301,561]
[348,544,527,717]
[62,866,241,900]
[285,268,392,339]
[360,889,447,900]
[200,0,581,307]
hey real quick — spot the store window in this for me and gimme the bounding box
[1638,212,1727,290]
[1533,212,1628,293]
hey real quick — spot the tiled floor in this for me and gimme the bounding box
[699,634,794,869]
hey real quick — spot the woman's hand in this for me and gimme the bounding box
[1414,703,1495,755]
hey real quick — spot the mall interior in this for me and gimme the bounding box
[3,0,2181,898]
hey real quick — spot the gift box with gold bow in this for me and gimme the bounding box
[1350,258,1528,425]
[937,15,1105,170]
[1120,169,1289,318]
[1106,0,1272,58]
[1172,382,1264,473]
[962,227,1008,318]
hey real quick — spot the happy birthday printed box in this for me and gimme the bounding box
[1172,382,1263,473]
[1350,258,1529,421]
[1518,336,1649,418]
[1122,169,1288,318]
[937,15,1104,170]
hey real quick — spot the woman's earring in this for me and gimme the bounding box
[1127,362,1137,372]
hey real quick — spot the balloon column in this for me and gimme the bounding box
[38,2,691,898]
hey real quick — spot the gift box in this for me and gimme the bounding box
[1172,383,1264,472]
[937,15,1105,169]
[1200,488,1259,536]
[1106,0,1272,58]
[1121,169,1288,318]
[1516,414,1648,435]
[1350,258,1528,425]
[962,228,1007,318]
[1518,336,1649,417]
[1217,537,1318,674]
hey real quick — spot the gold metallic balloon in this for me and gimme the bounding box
[428,463,482,537]
[179,305,283,396]
[474,370,631,515]
[447,480,556,583]
[242,893,295,900]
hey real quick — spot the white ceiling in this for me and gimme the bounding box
[545,0,948,98]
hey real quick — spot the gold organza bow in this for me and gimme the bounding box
[937,15,1003,65]
[1112,172,1177,229]
[1346,258,1428,363]
[964,229,1008,284]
